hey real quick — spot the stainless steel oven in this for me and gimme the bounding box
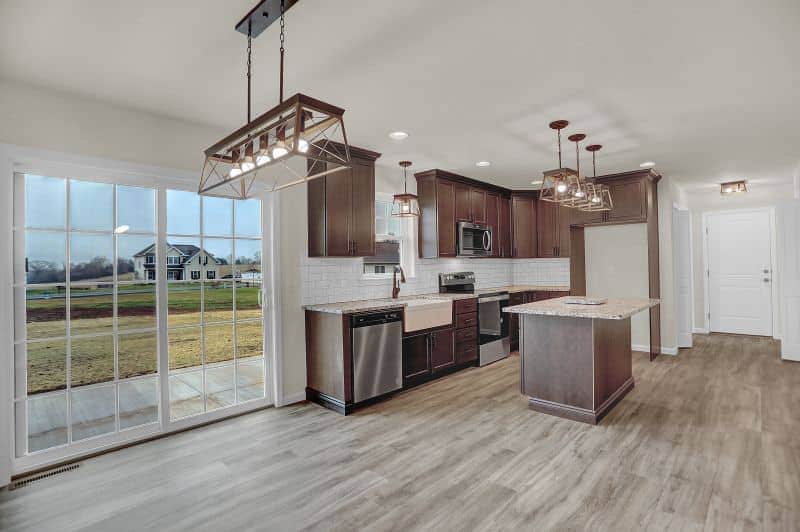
[478,291,510,366]
[457,222,492,257]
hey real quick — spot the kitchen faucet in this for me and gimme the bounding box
[391,266,406,299]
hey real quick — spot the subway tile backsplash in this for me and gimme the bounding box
[301,255,569,305]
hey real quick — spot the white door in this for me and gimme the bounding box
[707,210,773,335]
[674,208,693,347]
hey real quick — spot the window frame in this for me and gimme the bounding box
[362,194,414,279]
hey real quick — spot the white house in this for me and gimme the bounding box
[133,243,223,281]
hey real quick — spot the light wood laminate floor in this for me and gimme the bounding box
[2,333,799,531]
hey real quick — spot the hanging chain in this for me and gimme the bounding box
[246,21,253,123]
[557,129,562,168]
[279,0,285,103]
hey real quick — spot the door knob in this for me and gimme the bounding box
[763,269,770,274]
[763,278,771,283]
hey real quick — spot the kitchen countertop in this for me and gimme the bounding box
[304,285,571,314]
[504,296,660,320]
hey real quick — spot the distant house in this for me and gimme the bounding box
[363,240,400,275]
[134,243,224,281]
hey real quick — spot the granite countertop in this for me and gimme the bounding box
[304,285,571,314]
[503,297,660,320]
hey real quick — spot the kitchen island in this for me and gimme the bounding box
[504,297,659,424]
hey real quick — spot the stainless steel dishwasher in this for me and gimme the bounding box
[351,310,403,403]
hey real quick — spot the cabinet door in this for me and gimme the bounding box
[437,180,457,257]
[509,292,525,351]
[430,329,455,372]
[537,200,559,258]
[324,170,353,256]
[350,161,375,256]
[485,192,499,257]
[455,184,472,222]
[557,205,572,258]
[572,206,605,226]
[470,188,487,224]
[403,334,430,380]
[511,196,536,258]
[499,196,511,258]
[606,178,647,223]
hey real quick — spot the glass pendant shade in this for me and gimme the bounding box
[392,160,420,217]
[540,167,578,204]
[580,183,613,212]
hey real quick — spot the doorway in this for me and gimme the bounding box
[704,209,775,336]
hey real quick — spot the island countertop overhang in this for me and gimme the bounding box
[504,297,660,320]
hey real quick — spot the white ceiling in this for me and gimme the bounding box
[2,0,799,190]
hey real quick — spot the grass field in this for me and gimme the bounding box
[25,284,263,394]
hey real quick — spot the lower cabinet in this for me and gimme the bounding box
[430,329,455,372]
[403,327,455,387]
[509,291,566,351]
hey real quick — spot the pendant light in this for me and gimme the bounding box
[540,120,579,204]
[198,0,352,199]
[564,133,590,207]
[580,144,613,212]
[391,161,420,217]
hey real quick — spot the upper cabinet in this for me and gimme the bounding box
[536,200,572,258]
[571,169,660,227]
[307,144,382,257]
[511,194,537,258]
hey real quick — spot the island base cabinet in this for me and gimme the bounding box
[520,314,634,424]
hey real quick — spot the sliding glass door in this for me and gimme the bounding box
[12,173,269,470]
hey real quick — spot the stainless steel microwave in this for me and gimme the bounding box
[457,222,492,257]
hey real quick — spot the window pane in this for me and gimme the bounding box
[204,281,233,322]
[167,190,200,235]
[237,359,265,402]
[205,324,234,364]
[205,364,235,410]
[118,186,155,233]
[117,283,156,331]
[70,233,113,282]
[202,196,233,237]
[71,384,116,441]
[70,180,113,231]
[119,377,158,429]
[26,287,66,339]
[233,239,261,279]
[203,238,232,278]
[118,235,156,281]
[234,198,261,237]
[70,335,114,387]
[27,339,66,395]
[236,321,263,360]
[118,332,157,379]
[168,282,201,327]
[27,392,68,452]
[169,327,202,370]
[26,231,66,284]
[170,371,204,419]
[25,175,65,230]
[166,237,200,282]
[70,286,113,335]
[234,281,261,321]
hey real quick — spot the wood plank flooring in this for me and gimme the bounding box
[2,333,799,531]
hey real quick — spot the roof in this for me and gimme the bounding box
[133,243,221,264]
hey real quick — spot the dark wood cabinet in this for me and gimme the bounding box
[537,200,572,258]
[307,145,381,257]
[511,194,537,258]
[471,188,487,224]
[430,329,455,372]
[605,178,647,223]
[436,180,457,257]
[454,297,479,365]
[486,192,500,257]
[498,195,512,258]
[402,333,430,383]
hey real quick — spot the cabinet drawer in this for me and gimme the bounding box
[455,326,477,343]
[455,342,478,364]
[454,298,478,315]
[510,293,525,306]
[456,313,478,328]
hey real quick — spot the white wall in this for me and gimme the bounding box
[687,183,794,332]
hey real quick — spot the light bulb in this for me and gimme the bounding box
[402,204,410,213]
[241,156,255,172]
[575,190,585,198]
[272,145,289,159]
[256,152,271,166]
[229,164,243,178]
[724,187,733,193]
[298,138,309,153]
[591,196,601,204]
[556,183,568,193]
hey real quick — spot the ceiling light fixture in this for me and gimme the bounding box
[640,161,656,168]
[391,161,420,217]
[540,120,578,204]
[476,161,491,167]
[389,131,409,140]
[198,0,352,199]
[581,144,613,212]
[720,180,747,195]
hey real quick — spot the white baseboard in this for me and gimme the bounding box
[632,344,678,356]
[692,327,709,334]
[660,346,678,356]
[276,391,306,407]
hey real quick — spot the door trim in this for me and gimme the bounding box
[702,207,780,339]
[672,206,693,348]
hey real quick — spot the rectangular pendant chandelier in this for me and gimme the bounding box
[539,167,579,204]
[199,93,351,199]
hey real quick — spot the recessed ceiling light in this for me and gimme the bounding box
[476,161,491,167]
[530,179,543,186]
[639,161,656,168]
[389,131,408,140]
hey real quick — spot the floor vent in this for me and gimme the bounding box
[8,463,80,491]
